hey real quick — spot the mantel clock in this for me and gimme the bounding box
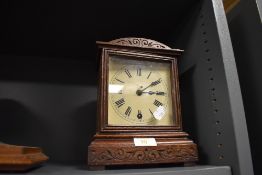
[88,37,198,170]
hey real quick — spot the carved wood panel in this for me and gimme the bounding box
[109,38,171,49]
[88,142,198,165]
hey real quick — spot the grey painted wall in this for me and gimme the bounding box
[0,56,98,164]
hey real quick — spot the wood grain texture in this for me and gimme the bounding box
[223,0,240,13]
[88,138,198,167]
[0,144,48,171]
[97,46,182,135]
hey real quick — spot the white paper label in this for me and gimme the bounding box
[153,106,165,120]
[134,138,157,146]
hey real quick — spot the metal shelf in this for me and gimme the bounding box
[7,164,231,175]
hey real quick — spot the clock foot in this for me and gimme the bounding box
[88,165,105,171]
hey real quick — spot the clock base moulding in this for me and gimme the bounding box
[88,136,198,170]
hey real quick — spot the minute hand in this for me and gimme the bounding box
[140,79,162,92]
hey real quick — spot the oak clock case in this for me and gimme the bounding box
[88,38,198,170]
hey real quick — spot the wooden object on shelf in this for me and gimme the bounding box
[88,38,198,170]
[223,0,240,13]
[0,143,49,171]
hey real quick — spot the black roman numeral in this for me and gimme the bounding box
[153,99,163,107]
[125,106,132,116]
[156,91,165,96]
[151,79,161,86]
[115,98,125,108]
[137,68,141,76]
[125,69,132,78]
[137,110,143,119]
[147,72,152,79]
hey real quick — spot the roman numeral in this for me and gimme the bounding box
[137,110,143,119]
[115,78,124,83]
[153,99,163,107]
[137,68,141,76]
[147,72,152,79]
[115,98,125,108]
[125,106,132,116]
[156,91,165,96]
[151,78,161,86]
[125,69,132,78]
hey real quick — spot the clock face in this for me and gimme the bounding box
[108,55,174,126]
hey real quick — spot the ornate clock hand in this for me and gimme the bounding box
[142,78,162,91]
[141,91,166,95]
[136,79,162,96]
[143,91,155,95]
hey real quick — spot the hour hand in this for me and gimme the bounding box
[142,91,166,95]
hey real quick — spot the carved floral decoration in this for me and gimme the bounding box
[109,38,171,49]
[89,146,197,163]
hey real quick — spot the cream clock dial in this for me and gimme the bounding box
[108,56,174,126]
